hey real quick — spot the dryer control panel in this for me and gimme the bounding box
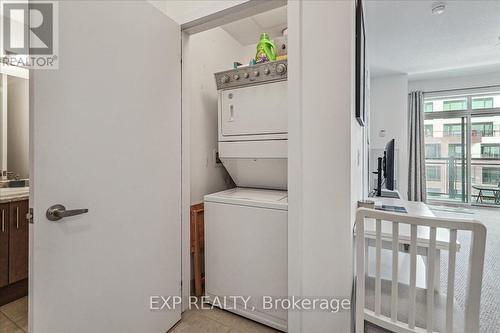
[214,60,287,90]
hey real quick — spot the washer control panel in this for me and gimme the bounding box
[214,60,287,90]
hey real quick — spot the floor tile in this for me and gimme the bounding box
[14,316,26,333]
[227,319,280,333]
[174,306,281,333]
[0,313,23,333]
[177,309,231,333]
[0,297,27,323]
[203,309,278,332]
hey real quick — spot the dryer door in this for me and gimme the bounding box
[220,80,287,137]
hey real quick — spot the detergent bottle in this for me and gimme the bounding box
[255,33,276,63]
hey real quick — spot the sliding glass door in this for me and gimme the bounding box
[424,116,467,203]
[424,90,500,206]
[470,114,500,205]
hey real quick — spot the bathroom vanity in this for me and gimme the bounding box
[0,187,29,306]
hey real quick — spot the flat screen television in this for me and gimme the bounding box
[375,138,395,196]
[384,139,395,191]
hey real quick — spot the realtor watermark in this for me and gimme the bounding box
[1,0,59,69]
[150,296,351,314]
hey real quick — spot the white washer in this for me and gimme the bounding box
[204,187,288,332]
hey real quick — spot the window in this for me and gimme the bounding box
[472,97,493,109]
[427,188,440,193]
[448,144,463,158]
[481,144,500,158]
[454,166,464,180]
[443,123,463,137]
[425,144,441,158]
[424,91,500,205]
[482,167,500,185]
[426,166,441,181]
[471,122,494,136]
[443,99,467,111]
[424,124,434,137]
[425,102,434,113]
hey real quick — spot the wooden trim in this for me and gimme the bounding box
[181,0,286,34]
[0,278,28,306]
[190,203,204,297]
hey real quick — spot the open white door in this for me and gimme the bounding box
[29,1,181,332]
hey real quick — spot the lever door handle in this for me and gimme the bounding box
[229,104,235,122]
[46,204,89,222]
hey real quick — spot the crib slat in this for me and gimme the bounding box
[408,224,417,329]
[375,219,382,316]
[426,227,437,332]
[355,215,366,333]
[446,229,457,333]
[365,243,369,276]
[391,222,399,322]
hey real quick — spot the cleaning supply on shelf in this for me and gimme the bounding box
[255,33,276,63]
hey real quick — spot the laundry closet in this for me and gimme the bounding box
[182,4,288,332]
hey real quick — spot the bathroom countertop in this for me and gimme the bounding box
[0,187,29,203]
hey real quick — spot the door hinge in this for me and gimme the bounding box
[27,208,34,224]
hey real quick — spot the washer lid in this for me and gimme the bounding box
[204,187,288,210]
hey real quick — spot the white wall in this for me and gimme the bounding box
[409,70,500,92]
[370,74,408,198]
[7,76,29,179]
[183,27,248,204]
[288,1,359,332]
[181,26,251,307]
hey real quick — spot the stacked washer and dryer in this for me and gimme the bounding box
[204,60,288,332]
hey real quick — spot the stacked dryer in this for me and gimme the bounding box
[204,60,288,332]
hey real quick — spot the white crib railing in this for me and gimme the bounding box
[355,208,486,333]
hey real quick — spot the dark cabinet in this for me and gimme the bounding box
[0,199,29,306]
[8,200,29,283]
[0,203,9,287]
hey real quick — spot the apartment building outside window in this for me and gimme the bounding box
[423,90,500,206]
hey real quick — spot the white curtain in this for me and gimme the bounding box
[408,91,427,202]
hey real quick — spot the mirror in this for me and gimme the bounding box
[0,67,29,183]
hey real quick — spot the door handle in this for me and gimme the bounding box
[229,104,235,122]
[46,204,89,222]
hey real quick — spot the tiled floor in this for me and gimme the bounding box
[170,306,281,333]
[0,297,27,333]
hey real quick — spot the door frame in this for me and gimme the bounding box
[0,66,29,176]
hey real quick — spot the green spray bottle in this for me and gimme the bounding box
[255,33,276,63]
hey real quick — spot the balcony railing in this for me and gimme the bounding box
[425,157,500,205]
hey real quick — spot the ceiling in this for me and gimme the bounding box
[221,6,287,46]
[365,0,500,79]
